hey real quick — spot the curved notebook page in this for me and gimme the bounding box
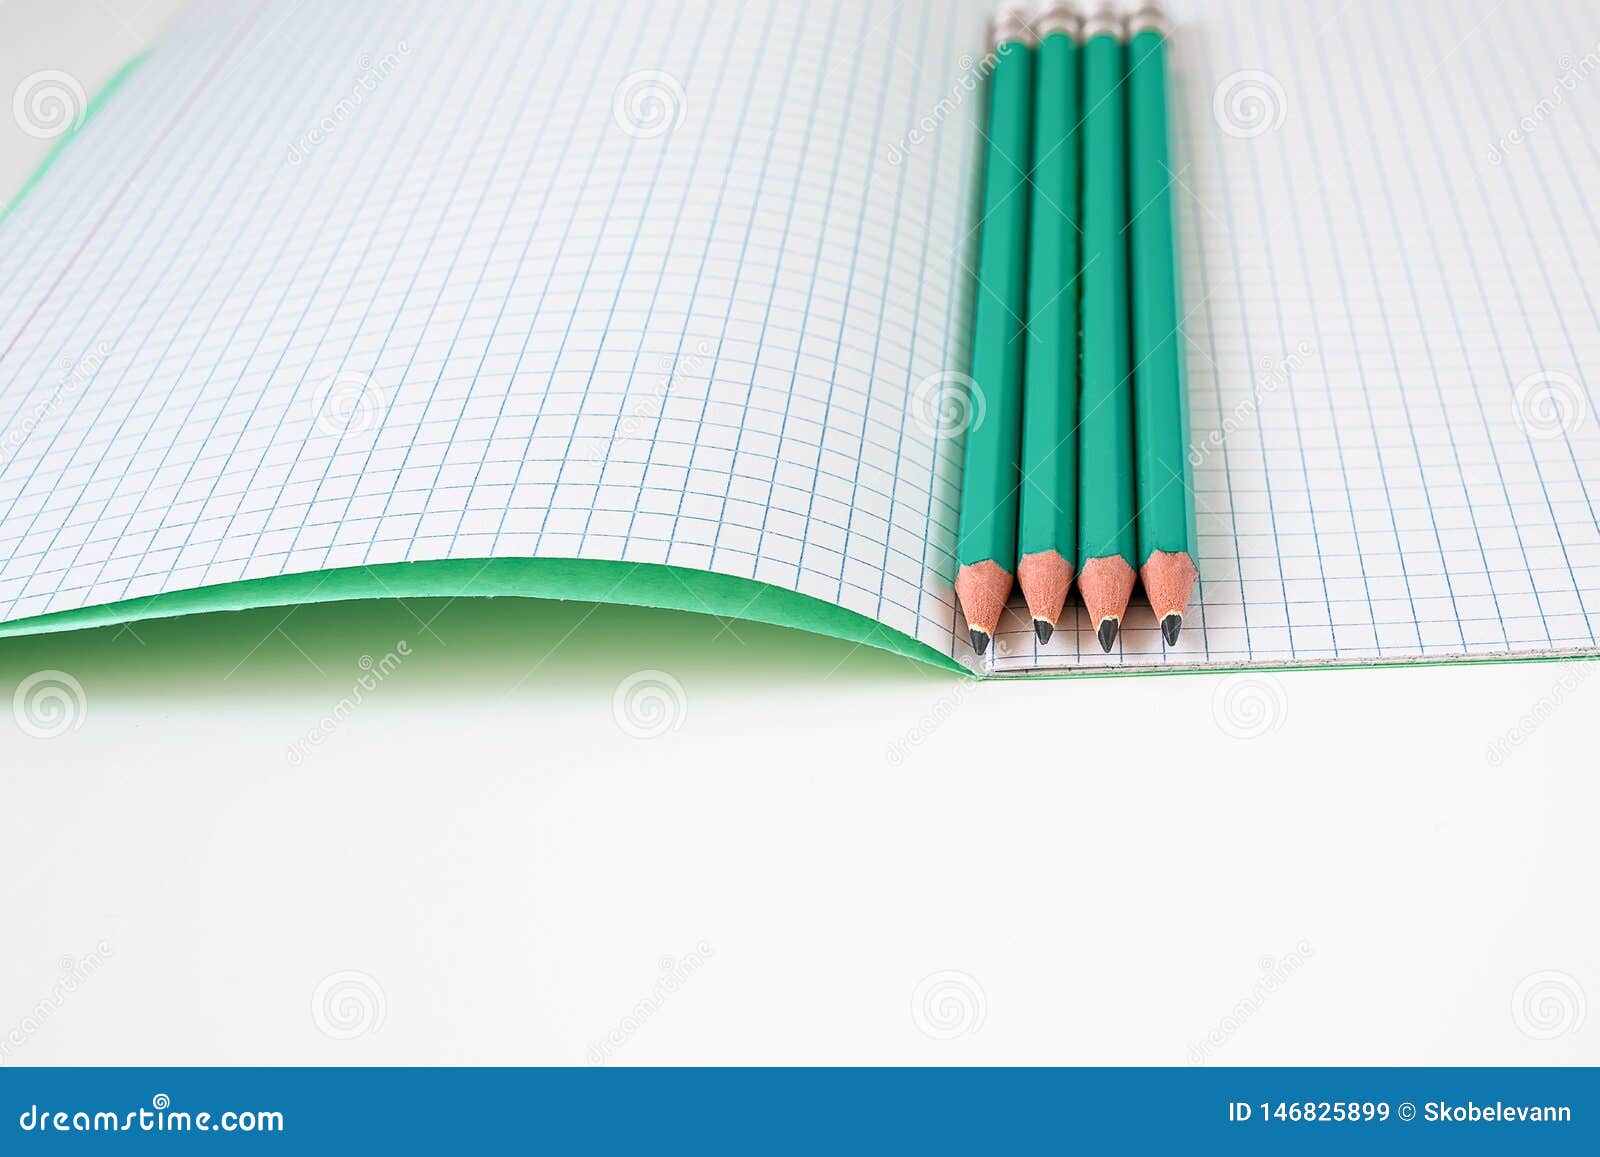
[5,0,1600,678]
[0,0,985,664]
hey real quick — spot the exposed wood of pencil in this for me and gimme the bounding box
[1140,549,1198,645]
[1017,550,1075,642]
[955,559,1014,653]
[1079,554,1136,652]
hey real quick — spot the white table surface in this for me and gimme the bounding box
[1,0,1595,1066]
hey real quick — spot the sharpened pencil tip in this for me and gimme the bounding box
[1161,613,1182,647]
[969,628,990,656]
[1096,617,1119,653]
[1033,619,1053,645]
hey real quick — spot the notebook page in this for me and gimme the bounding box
[990,0,1600,673]
[0,0,991,662]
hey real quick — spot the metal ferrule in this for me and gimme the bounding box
[990,4,1040,50]
[1081,2,1125,41]
[1126,3,1174,37]
[1034,1,1083,42]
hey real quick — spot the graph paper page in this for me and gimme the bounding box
[993,0,1600,673]
[0,0,986,663]
[3,0,1600,676]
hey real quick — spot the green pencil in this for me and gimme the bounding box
[1016,3,1083,645]
[1128,3,1197,646]
[1077,5,1136,653]
[955,8,1036,656]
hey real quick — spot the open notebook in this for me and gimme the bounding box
[1,0,1598,677]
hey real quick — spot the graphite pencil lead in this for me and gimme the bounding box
[1033,619,1054,645]
[1016,551,1074,640]
[1078,555,1136,646]
[1139,551,1199,645]
[955,559,1014,647]
[969,628,991,656]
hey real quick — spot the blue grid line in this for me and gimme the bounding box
[289,3,553,568]
[103,3,436,600]
[852,0,939,623]
[818,1,918,616]
[442,7,636,560]
[0,0,280,371]
[486,0,662,558]
[1211,17,1301,659]
[890,0,962,660]
[1343,0,1523,651]
[1170,26,1245,663]
[0,54,199,375]
[0,14,300,480]
[559,0,735,567]
[1431,1,1600,548]
[7,0,1600,675]
[1232,1,1338,656]
[199,5,500,575]
[654,0,845,569]
[1383,1,1579,648]
[1295,15,1428,654]
[654,1,798,581]
[4,5,359,605]
[747,0,873,580]
[1324,3,1471,650]
[917,0,980,665]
